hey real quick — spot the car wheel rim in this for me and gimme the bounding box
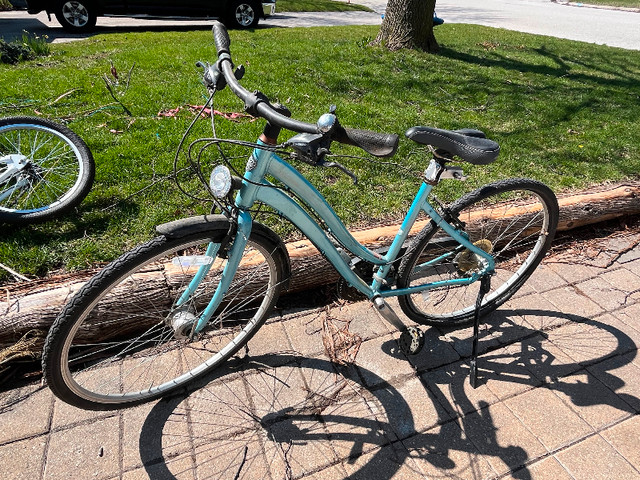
[61,1,89,27]
[235,4,255,26]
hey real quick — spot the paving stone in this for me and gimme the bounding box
[545,260,603,284]
[618,244,640,263]
[263,416,337,479]
[343,442,426,480]
[0,386,53,444]
[246,318,294,365]
[620,258,640,276]
[406,326,461,371]
[422,361,500,418]
[505,293,571,332]
[504,387,593,452]
[462,401,547,476]
[331,300,392,341]
[586,354,640,412]
[516,333,582,383]
[614,303,640,336]
[600,415,640,468]
[546,319,622,367]
[574,276,634,312]
[354,335,416,388]
[121,398,191,471]
[122,453,195,480]
[195,433,270,480]
[541,285,605,319]
[320,384,391,461]
[556,433,640,480]
[505,455,574,480]
[438,318,501,359]
[51,396,114,431]
[383,376,448,440]
[549,369,634,430]
[482,305,540,347]
[295,463,349,479]
[511,273,538,298]
[0,436,47,480]
[525,264,568,293]
[245,363,309,418]
[592,313,640,356]
[281,308,327,357]
[402,421,496,480]
[44,416,120,480]
[481,343,542,400]
[600,266,640,294]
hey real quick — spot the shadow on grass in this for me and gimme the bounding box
[439,44,640,92]
[0,198,139,276]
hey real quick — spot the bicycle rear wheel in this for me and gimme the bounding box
[397,178,559,326]
[0,116,94,223]
[43,224,289,410]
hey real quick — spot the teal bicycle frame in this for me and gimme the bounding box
[192,142,495,334]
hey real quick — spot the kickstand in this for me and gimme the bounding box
[470,275,491,388]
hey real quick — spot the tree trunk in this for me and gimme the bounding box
[2,183,639,351]
[372,0,439,52]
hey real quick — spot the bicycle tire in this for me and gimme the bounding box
[0,116,95,224]
[43,227,288,410]
[397,178,559,326]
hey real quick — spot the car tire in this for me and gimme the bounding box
[225,0,260,28]
[55,0,97,32]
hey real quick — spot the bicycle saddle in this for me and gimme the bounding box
[405,126,500,165]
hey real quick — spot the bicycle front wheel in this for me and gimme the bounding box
[0,116,94,224]
[43,225,289,410]
[397,178,559,326]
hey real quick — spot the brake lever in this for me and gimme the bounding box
[319,160,358,185]
[196,61,224,91]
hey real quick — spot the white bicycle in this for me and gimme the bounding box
[0,116,95,224]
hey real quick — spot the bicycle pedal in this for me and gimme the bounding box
[399,326,425,356]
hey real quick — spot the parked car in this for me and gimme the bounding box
[22,0,276,31]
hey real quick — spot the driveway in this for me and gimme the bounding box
[1,0,639,50]
[0,10,382,44]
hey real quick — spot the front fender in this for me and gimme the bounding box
[156,214,231,238]
[155,214,291,291]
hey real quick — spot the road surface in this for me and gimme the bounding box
[0,0,638,50]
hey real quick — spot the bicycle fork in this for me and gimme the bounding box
[165,211,253,338]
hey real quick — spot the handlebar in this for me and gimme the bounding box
[209,21,399,158]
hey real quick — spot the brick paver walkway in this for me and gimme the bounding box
[1,230,639,480]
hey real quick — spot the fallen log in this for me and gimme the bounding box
[1,182,639,351]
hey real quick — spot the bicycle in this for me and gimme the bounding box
[0,116,95,224]
[42,21,559,410]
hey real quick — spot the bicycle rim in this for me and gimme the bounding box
[0,122,85,214]
[46,231,286,409]
[398,179,558,326]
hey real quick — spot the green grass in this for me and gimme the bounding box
[278,0,371,12]
[1,24,639,283]
[581,0,640,7]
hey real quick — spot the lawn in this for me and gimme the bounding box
[580,0,640,8]
[1,24,639,283]
[278,0,371,12]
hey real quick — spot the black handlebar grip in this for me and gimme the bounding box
[212,21,231,56]
[334,127,399,158]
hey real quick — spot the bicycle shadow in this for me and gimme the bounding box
[136,307,638,479]
[391,308,639,478]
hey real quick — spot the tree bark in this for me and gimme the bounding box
[372,0,439,52]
